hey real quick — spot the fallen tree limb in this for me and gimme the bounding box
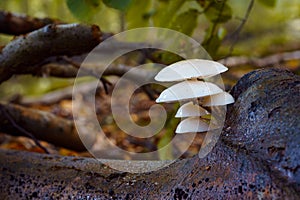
[0,68,299,199]
[0,23,102,83]
[18,63,158,105]
[222,68,300,192]
[0,10,60,35]
[219,50,300,68]
[0,101,95,151]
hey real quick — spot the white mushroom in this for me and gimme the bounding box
[175,101,209,118]
[155,80,223,103]
[202,92,234,106]
[154,59,228,82]
[175,117,209,133]
[154,58,235,156]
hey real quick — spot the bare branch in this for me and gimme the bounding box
[218,50,300,68]
[0,23,102,83]
[0,101,96,151]
[0,10,60,35]
[225,0,254,57]
[1,107,49,153]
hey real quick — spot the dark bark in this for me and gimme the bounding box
[0,23,102,83]
[0,10,60,35]
[0,68,299,199]
[222,68,300,193]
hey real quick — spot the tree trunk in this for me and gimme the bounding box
[0,68,299,199]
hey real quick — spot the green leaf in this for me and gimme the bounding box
[157,110,179,160]
[157,130,173,160]
[217,26,227,40]
[204,1,232,23]
[66,0,101,21]
[153,0,185,27]
[257,0,277,8]
[125,0,152,28]
[202,25,223,58]
[169,9,199,35]
[102,0,132,11]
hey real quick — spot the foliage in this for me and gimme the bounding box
[66,0,235,58]
[66,0,102,21]
[64,0,281,59]
[1,0,294,59]
[103,0,132,11]
[257,0,277,8]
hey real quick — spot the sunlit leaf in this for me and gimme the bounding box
[66,0,101,21]
[157,112,179,160]
[202,25,223,58]
[217,26,227,40]
[157,130,173,160]
[103,0,132,11]
[169,9,199,35]
[204,1,232,23]
[257,0,277,7]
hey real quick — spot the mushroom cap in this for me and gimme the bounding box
[202,92,234,106]
[175,101,210,118]
[155,80,223,103]
[176,117,209,133]
[154,59,228,82]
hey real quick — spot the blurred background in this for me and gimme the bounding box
[0,0,299,159]
[1,0,299,97]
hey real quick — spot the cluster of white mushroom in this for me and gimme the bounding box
[154,59,234,134]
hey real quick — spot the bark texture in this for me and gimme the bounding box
[0,68,299,199]
[0,10,60,35]
[0,23,102,83]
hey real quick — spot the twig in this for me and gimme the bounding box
[1,106,49,153]
[141,85,158,101]
[61,56,112,94]
[224,0,254,59]
[60,56,161,98]
[202,0,226,48]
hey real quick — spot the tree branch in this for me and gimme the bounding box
[0,23,102,83]
[0,101,96,151]
[0,10,60,35]
[218,50,300,68]
[1,107,49,154]
[225,0,254,57]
